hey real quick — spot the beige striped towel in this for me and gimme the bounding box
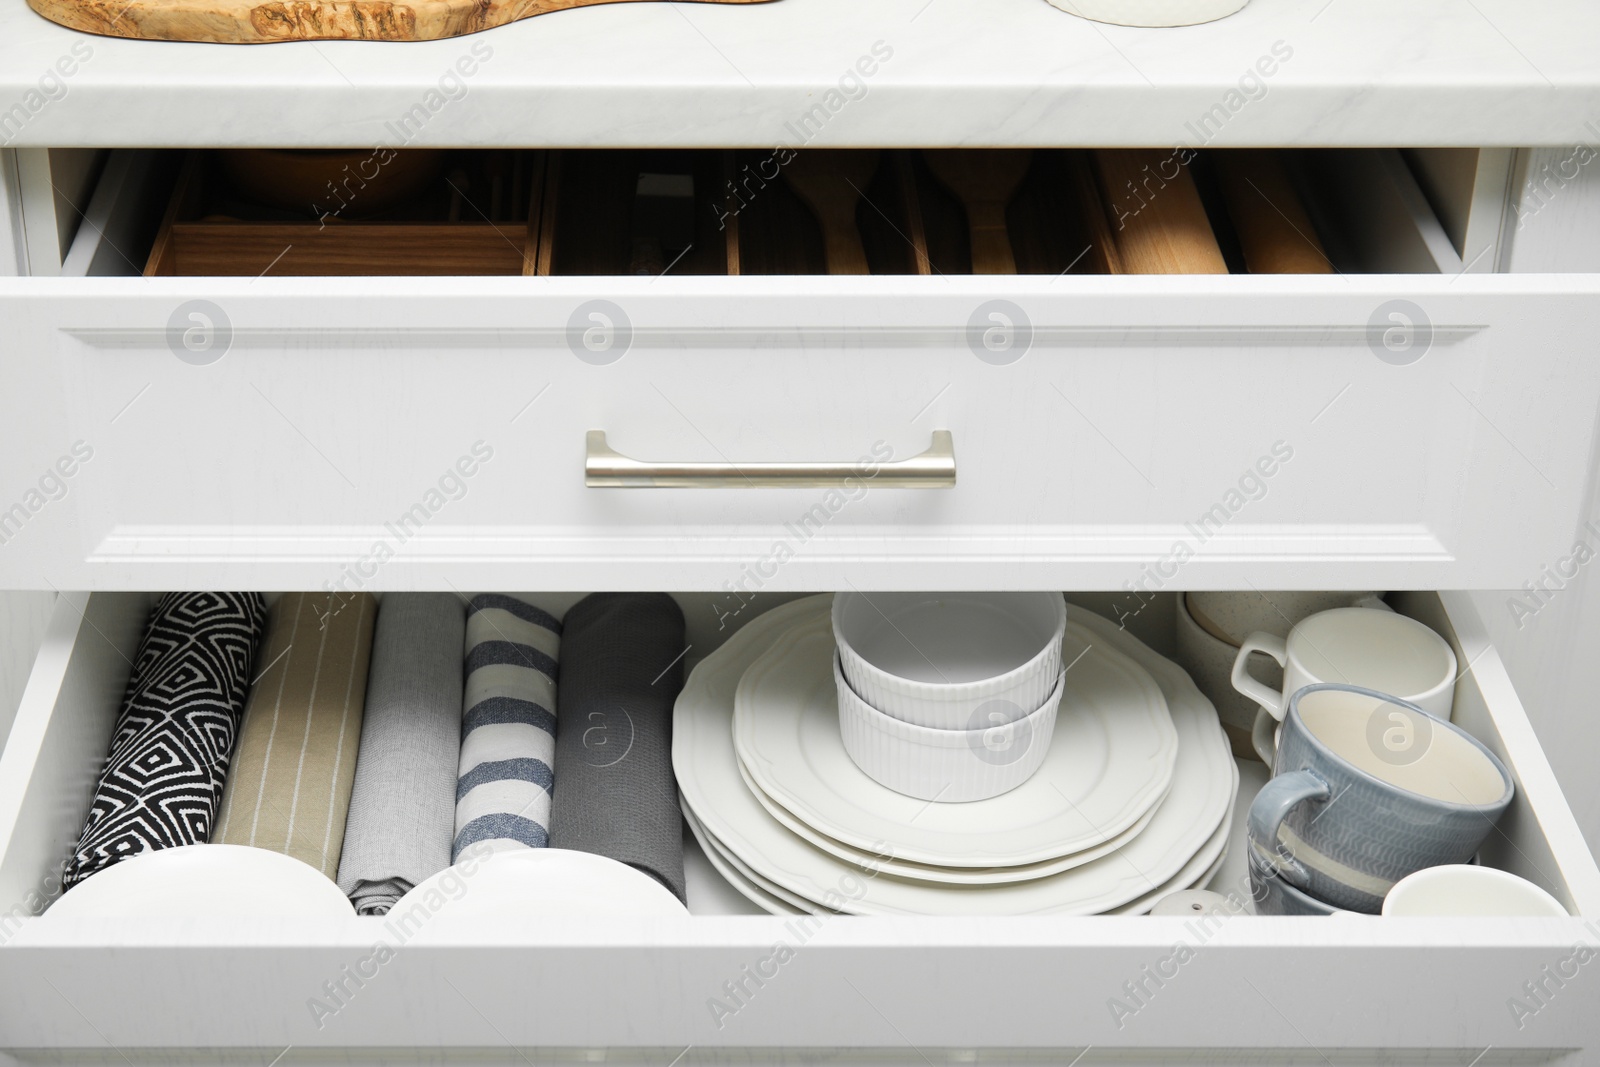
[216,591,377,880]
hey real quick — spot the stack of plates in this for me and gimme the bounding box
[673,595,1238,915]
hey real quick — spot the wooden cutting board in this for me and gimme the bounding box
[1211,150,1333,274]
[1090,148,1228,275]
[29,0,771,45]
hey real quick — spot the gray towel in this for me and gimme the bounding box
[549,592,687,902]
[335,593,465,914]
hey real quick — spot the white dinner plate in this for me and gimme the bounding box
[736,755,1170,885]
[675,596,1236,915]
[1109,767,1236,915]
[691,771,1235,917]
[43,844,356,921]
[735,613,1179,867]
[682,802,815,916]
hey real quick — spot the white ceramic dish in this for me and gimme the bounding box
[1382,865,1569,918]
[736,613,1177,866]
[1175,591,1275,752]
[1187,590,1385,648]
[1238,606,1456,765]
[676,596,1235,916]
[392,847,688,921]
[682,803,813,916]
[42,844,355,921]
[1112,811,1232,916]
[1043,0,1248,28]
[737,754,1169,885]
[836,652,1061,802]
[832,592,1066,729]
[692,775,1233,917]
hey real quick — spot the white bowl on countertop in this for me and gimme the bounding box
[832,591,1066,730]
[1043,0,1249,28]
[834,653,1061,803]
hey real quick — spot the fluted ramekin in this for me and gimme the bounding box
[832,592,1066,730]
[836,654,1061,802]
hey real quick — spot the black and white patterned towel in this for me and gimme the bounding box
[62,592,267,889]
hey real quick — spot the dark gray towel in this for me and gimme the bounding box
[335,593,466,914]
[549,593,687,902]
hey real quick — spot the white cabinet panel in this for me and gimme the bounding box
[0,276,1596,591]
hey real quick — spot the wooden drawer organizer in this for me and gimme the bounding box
[144,149,545,277]
[140,148,1350,279]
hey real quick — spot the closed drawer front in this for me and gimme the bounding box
[0,590,1596,1056]
[1,149,1597,592]
[4,277,1598,593]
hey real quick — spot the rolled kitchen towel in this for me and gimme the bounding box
[548,592,688,902]
[215,591,376,880]
[453,594,562,861]
[335,593,465,915]
[63,592,267,890]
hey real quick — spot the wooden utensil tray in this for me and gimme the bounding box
[144,149,543,277]
[537,148,1125,277]
[143,148,1335,278]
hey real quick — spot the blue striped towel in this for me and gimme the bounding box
[453,594,563,861]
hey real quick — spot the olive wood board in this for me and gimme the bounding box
[29,0,771,46]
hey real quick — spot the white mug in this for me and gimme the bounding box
[1231,607,1457,765]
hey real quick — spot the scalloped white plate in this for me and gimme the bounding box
[736,613,1178,867]
[736,755,1169,885]
[688,771,1234,917]
[675,596,1236,916]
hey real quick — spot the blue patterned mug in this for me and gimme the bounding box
[1247,683,1513,913]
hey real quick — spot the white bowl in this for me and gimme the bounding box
[1382,865,1568,918]
[835,654,1061,802]
[1043,0,1248,28]
[1174,592,1273,759]
[1187,590,1385,647]
[832,592,1066,730]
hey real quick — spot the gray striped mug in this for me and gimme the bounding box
[1247,683,1513,913]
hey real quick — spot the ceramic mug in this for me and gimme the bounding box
[1232,606,1457,765]
[1382,865,1568,917]
[1247,683,1514,913]
[1248,849,1344,916]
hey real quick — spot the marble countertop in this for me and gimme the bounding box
[0,0,1596,148]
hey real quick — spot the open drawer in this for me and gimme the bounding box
[0,589,1596,1059]
[0,148,1597,592]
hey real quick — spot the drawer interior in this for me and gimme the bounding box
[4,588,1599,1053]
[1,589,1593,925]
[61,146,1466,280]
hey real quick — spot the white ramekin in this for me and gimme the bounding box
[832,592,1066,730]
[835,654,1061,803]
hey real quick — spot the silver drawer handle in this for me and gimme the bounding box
[585,430,956,489]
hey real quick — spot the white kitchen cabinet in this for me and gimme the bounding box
[2,0,1600,1061]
